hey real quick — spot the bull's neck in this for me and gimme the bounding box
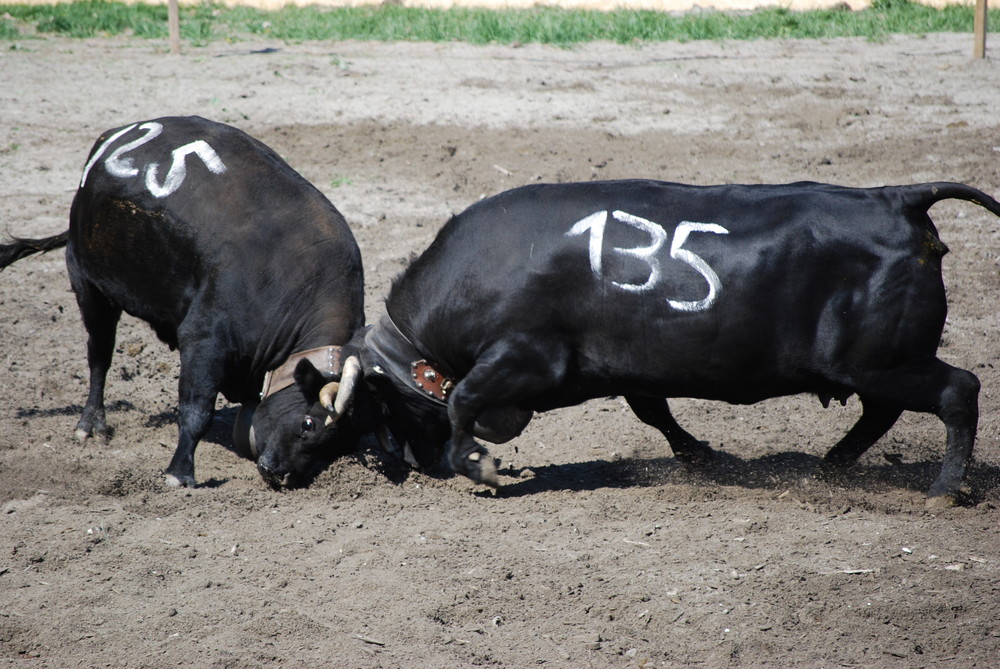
[369,310,425,371]
[256,299,361,379]
[365,312,449,406]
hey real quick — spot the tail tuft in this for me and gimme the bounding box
[0,231,69,271]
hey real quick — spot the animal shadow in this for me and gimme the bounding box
[16,400,136,421]
[491,449,1000,504]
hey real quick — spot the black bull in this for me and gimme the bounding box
[356,179,1000,507]
[0,116,365,488]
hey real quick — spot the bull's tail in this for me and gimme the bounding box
[0,231,69,271]
[902,182,1000,219]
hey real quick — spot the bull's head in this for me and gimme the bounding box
[292,318,444,472]
[348,319,531,477]
[360,358,452,471]
[233,356,362,488]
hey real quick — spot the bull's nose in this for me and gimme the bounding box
[257,463,291,488]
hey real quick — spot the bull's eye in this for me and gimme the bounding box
[300,416,316,436]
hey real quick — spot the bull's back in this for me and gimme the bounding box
[397,180,947,401]
[68,116,361,342]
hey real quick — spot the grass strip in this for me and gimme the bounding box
[0,0,993,45]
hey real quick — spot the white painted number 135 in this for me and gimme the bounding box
[566,210,729,312]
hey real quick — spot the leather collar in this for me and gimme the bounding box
[260,345,343,401]
[365,311,455,405]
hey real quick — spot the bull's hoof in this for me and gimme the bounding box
[450,445,498,488]
[925,484,972,509]
[74,424,110,442]
[925,494,958,509]
[163,472,196,488]
[673,441,714,469]
[815,458,855,481]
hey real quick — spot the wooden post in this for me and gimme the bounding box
[168,0,181,55]
[974,0,988,59]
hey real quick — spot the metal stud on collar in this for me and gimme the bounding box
[410,359,455,401]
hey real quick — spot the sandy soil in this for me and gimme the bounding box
[2,33,1000,668]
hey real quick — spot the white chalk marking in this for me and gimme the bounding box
[145,140,227,198]
[609,210,668,293]
[565,210,730,312]
[667,221,730,312]
[78,121,226,198]
[79,123,138,187]
[104,122,163,179]
[566,210,608,279]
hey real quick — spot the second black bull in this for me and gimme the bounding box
[356,179,1000,507]
[1,116,366,488]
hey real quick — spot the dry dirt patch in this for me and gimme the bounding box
[1,34,999,667]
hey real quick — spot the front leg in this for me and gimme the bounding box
[819,397,902,471]
[163,399,215,487]
[162,344,223,487]
[447,423,499,487]
[445,339,568,487]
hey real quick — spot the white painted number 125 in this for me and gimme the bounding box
[566,210,729,312]
[79,122,227,198]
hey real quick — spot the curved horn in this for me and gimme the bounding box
[319,355,362,423]
[319,381,340,414]
[232,402,259,461]
[334,355,361,416]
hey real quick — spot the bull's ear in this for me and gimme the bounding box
[293,358,326,398]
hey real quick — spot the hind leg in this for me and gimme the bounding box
[625,395,713,466]
[72,280,122,441]
[820,398,902,469]
[836,359,978,506]
[926,366,978,507]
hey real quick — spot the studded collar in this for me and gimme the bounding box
[260,345,344,401]
[364,311,456,405]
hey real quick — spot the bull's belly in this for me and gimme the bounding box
[524,372,843,412]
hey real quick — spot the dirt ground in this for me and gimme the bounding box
[2,32,1000,668]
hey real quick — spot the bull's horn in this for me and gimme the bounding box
[319,381,340,414]
[319,355,361,422]
[334,356,361,416]
[232,402,259,461]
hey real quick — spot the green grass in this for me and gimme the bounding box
[0,0,993,45]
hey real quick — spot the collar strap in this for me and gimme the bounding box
[410,360,455,402]
[366,312,456,405]
[261,345,343,401]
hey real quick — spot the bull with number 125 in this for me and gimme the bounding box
[353,179,1000,507]
[0,116,366,489]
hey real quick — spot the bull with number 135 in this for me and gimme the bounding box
[351,179,1000,507]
